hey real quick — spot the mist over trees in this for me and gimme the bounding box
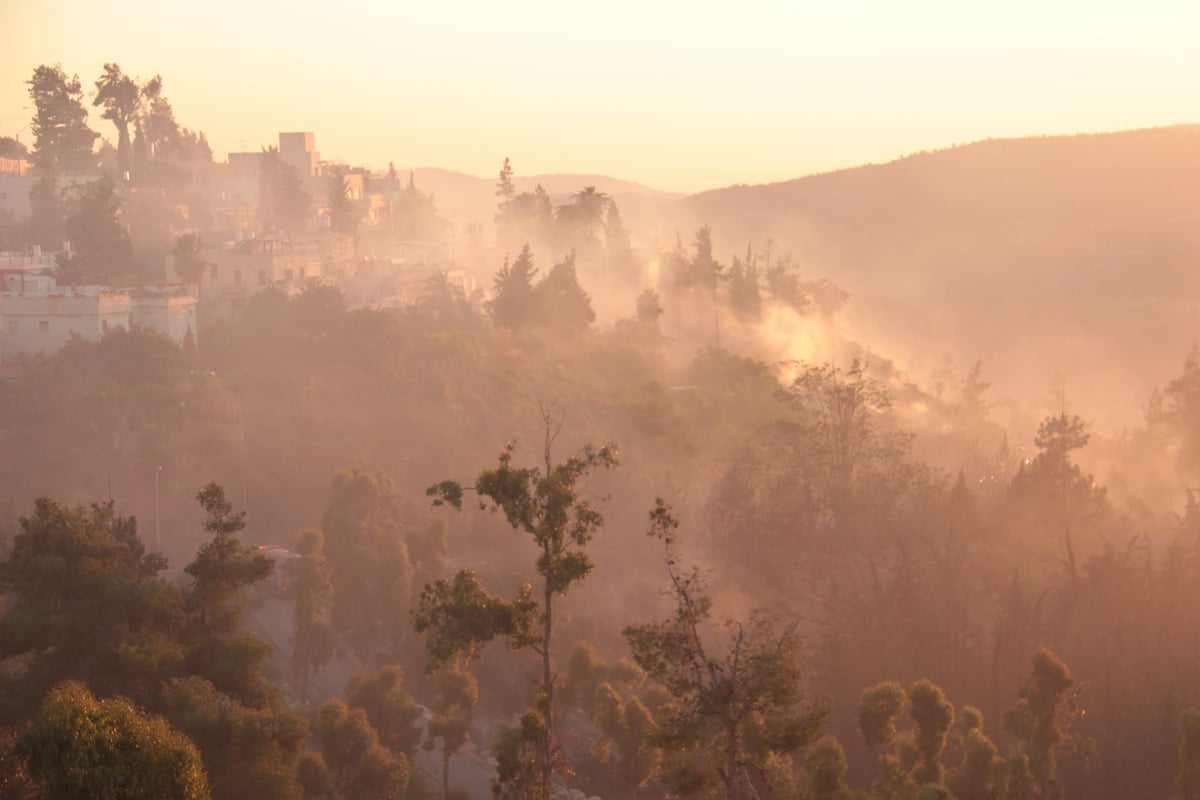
[4,59,1200,800]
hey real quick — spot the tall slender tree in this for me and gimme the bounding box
[93,64,144,177]
[420,418,618,800]
[624,501,827,800]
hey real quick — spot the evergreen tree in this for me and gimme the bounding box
[727,246,762,321]
[291,528,335,701]
[489,244,539,330]
[393,170,444,241]
[533,251,595,336]
[603,200,635,275]
[26,64,97,174]
[496,157,515,205]
[635,288,664,328]
[326,174,358,236]
[182,483,274,705]
[56,175,136,284]
[320,464,414,662]
[0,498,178,717]
[93,63,145,178]
[25,64,96,249]
[258,147,310,234]
[172,232,208,287]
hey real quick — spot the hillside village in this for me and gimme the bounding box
[0,124,490,367]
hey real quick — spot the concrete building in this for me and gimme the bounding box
[199,237,324,298]
[279,132,320,178]
[0,273,197,360]
[0,248,56,272]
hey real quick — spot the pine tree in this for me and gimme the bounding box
[533,251,595,336]
[26,64,97,174]
[489,244,539,330]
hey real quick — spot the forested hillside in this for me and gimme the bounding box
[676,126,1200,427]
[4,262,1200,798]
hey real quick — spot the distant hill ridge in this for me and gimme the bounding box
[675,125,1200,427]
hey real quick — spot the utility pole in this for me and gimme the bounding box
[155,465,163,552]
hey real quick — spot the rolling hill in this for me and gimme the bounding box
[674,125,1200,428]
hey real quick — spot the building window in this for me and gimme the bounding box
[102,320,109,334]
[258,269,267,285]
[39,320,49,334]
[6,320,16,334]
[234,269,242,286]
[284,269,294,281]
[210,264,219,279]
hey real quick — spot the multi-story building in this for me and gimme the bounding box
[194,237,324,300]
[0,273,197,360]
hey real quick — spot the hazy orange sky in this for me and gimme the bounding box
[2,0,1197,193]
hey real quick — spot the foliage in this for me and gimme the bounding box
[532,251,595,336]
[0,137,28,161]
[163,676,307,800]
[93,63,146,176]
[624,500,827,800]
[1002,648,1077,799]
[806,737,852,800]
[424,666,478,800]
[422,438,618,800]
[183,483,274,704]
[17,681,209,800]
[345,666,423,758]
[494,160,552,249]
[173,233,208,285]
[311,699,409,800]
[490,245,539,330]
[258,147,311,234]
[56,175,136,283]
[26,64,97,174]
[291,528,335,700]
[0,498,179,716]
[635,288,664,327]
[727,246,762,321]
[413,569,537,669]
[391,171,445,241]
[326,174,358,236]
[321,464,414,661]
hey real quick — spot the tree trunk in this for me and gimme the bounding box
[726,722,739,800]
[443,748,450,800]
[542,539,554,800]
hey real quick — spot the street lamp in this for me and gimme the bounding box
[155,465,163,553]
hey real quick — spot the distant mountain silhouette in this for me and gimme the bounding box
[674,125,1200,427]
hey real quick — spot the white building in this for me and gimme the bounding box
[0,273,197,361]
[187,237,325,299]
